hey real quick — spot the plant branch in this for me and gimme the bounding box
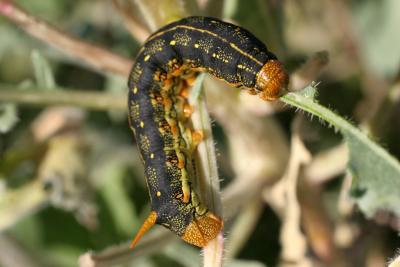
[0,234,49,267]
[189,74,224,267]
[0,1,133,76]
[112,0,150,43]
[0,86,126,111]
[304,143,348,183]
[79,229,176,267]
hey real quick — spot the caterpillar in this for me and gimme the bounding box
[128,16,288,248]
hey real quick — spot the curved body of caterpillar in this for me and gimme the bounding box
[128,16,288,248]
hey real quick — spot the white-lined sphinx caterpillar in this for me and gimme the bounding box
[128,16,288,248]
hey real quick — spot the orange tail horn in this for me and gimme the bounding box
[129,211,157,249]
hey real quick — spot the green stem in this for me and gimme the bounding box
[0,87,126,111]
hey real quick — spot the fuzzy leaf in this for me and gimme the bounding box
[281,85,400,217]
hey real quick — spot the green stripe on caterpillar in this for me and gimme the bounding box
[128,16,289,248]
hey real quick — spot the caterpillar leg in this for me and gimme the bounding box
[183,103,193,118]
[191,130,204,146]
[177,165,191,203]
[191,190,208,216]
[183,128,204,154]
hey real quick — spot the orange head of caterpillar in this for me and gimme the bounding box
[182,211,223,247]
[255,59,289,101]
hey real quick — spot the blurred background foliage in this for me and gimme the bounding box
[0,0,400,267]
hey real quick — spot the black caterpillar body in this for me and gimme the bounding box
[128,16,288,248]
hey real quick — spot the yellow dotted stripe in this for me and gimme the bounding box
[147,25,263,66]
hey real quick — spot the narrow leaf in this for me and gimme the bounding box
[31,50,56,90]
[0,103,19,133]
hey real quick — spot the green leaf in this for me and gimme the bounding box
[98,159,138,236]
[31,50,56,90]
[0,103,19,133]
[281,85,400,217]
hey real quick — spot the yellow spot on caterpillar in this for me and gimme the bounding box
[140,121,145,128]
[156,191,161,197]
[194,43,199,48]
[150,153,154,159]
[133,87,138,94]
[170,40,176,45]
[144,55,150,61]
[212,53,216,57]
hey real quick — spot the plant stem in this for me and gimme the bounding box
[0,1,133,76]
[0,87,126,111]
[111,0,151,43]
